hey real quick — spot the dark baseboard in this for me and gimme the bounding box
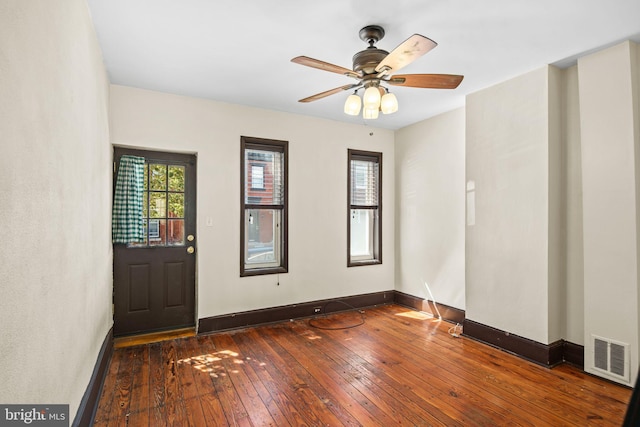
[463,319,564,367]
[393,291,465,324]
[198,291,394,334]
[72,327,114,427]
[563,341,585,369]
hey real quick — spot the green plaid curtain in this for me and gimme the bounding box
[112,155,145,244]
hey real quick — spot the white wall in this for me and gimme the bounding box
[394,108,466,310]
[579,41,639,385]
[0,0,112,418]
[562,65,585,345]
[109,85,395,319]
[466,66,562,344]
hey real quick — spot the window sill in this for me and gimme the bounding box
[348,259,382,268]
[241,266,288,277]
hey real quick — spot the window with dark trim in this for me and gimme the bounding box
[348,149,382,266]
[241,136,288,276]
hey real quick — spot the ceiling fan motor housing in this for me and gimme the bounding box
[352,48,388,76]
[353,25,388,77]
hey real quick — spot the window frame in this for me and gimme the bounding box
[347,149,382,267]
[240,136,288,276]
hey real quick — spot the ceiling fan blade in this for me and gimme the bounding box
[298,84,360,103]
[375,34,437,74]
[292,56,359,79]
[387,74,464,89]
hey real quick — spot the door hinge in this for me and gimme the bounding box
[113,162,116,173]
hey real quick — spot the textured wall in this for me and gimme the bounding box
[465,66,562,344]
[579,41,639,386]
[0,0,112,417]
[394,108,466,310]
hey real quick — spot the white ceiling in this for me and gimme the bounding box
[86,0,640,130]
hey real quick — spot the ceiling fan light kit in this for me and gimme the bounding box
[363,86,381,108]
[292,25,463,120]
[380,91,398,114]
[344,92,362,116]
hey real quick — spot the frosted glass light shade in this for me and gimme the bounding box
[363,106,379,120]
[380,92,398,114]
[344,94,362,116]
[363,86,381,109]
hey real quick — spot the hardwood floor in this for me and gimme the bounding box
[94,304,631,426]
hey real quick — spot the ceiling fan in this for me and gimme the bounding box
[291,25,463,118]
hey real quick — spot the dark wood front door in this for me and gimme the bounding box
[113,148,197,336]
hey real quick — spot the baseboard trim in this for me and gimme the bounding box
[563,341,585,369]
[72,327,114,427]
[198,291,394,334]
[393,291,465,324]
[463,319,564,367]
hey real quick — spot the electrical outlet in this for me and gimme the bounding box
[313,307,322,313]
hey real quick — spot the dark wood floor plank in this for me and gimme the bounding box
[94,305,632,426]
[102,348,135,427]
[308,318,478,425]
[356,310,544,425]
[279,321,436,426]
[161,340,189,426]
[148,342,168,427]
[181,336,229,426]
[197,335,252,426]
[174,338,209,427]
[233,328,329,426]
[94,347,123,424]
[255,326,354,426]
[367,305,628,426]
[125,345,150,427]
[317,321,450,426]
[208,333,279,426]
[363,307,576,425]
[226,332,292,427]
[230,331,309,426]
[259,325,363,426]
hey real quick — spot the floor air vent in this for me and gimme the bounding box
[592,335,629,383]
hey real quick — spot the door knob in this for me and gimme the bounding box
[187,246,195,254]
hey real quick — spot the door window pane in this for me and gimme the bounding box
[168,193,184,218]
[149,192,166,218]
[129,219,148,247]
[149,164,167,191]
[167,219,184,245]
[148,219,166,246]
[168,165,185,192]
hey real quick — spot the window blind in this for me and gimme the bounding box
[350,159,379,206]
